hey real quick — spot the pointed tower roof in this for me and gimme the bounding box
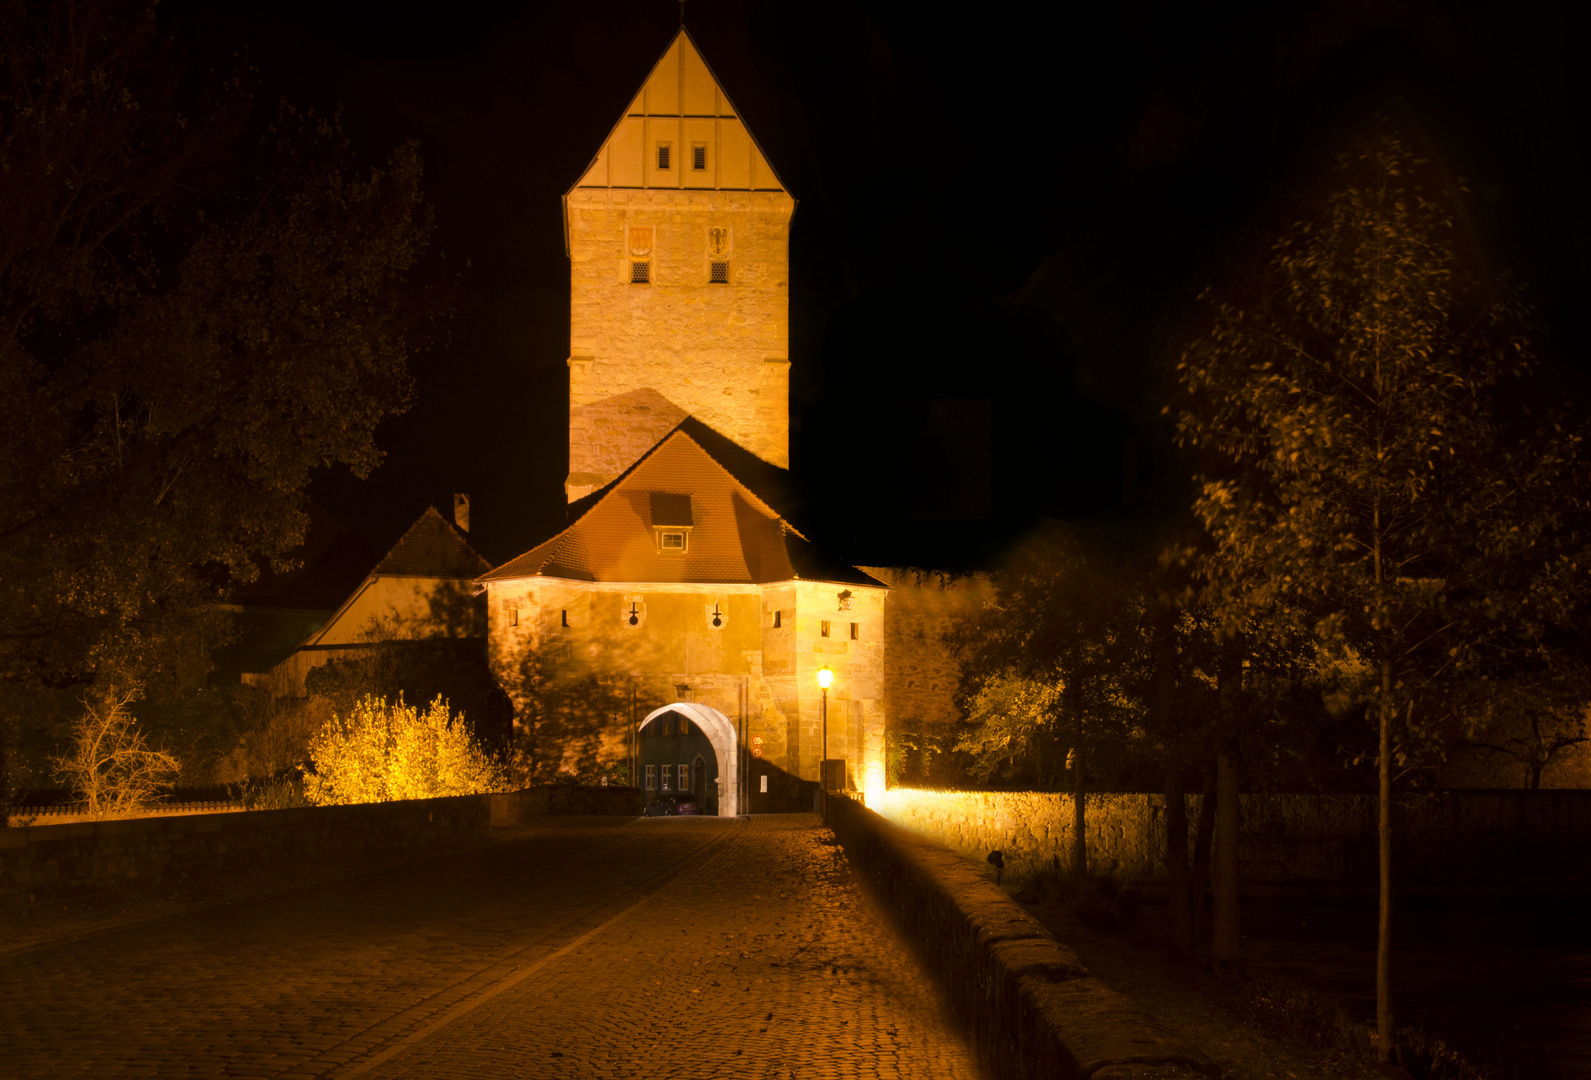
[567,28,785,204]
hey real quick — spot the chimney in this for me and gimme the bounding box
[452,493,470,533]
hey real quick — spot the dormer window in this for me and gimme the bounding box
[650,491,693,554]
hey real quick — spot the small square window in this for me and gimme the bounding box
[692,143,707,170]
[660,530,686,550]
[821,620,831,638]
[772,610,782,629]
[709,261,729,284]
[630,260,650,284]
[657,144,671,170]
[645,764,656,789]
[850,622,859,640]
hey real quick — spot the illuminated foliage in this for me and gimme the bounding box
[304,695,507,806]
[51,685,180,819]
[1174,124,1591,1052]
[953,671,1063,784]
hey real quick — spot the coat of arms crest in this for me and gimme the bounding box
[628,226,653,257]
[706,226,730,258]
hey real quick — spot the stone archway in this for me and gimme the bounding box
[639,702,739,817]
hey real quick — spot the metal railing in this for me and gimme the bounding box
[11,799,244,820]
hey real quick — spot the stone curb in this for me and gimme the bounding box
[827,795,1220,1080]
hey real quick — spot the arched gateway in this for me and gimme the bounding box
[638,703,740,817]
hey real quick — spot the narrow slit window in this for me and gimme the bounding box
[821,620,831,638]
[692,143,707,170]
[850,622,859,640]
[508,608,518,627]
[709,261,729,284]
[561,609,569,628]
[772,610,782,629]
[656,144,671,170]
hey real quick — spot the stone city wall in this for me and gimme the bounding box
[827,795,1217,1080]
[0,785,641,907]
[872,787,1591,887]
[861,568,991,746]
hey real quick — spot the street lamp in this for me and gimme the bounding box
[817,666,833,821]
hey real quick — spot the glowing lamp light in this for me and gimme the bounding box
[816,667,833,689]
[863,762,886,805]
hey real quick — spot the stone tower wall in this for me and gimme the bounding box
[565,187,792,499]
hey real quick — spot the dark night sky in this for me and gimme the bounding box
[174,0,1591,572]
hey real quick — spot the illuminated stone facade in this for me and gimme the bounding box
[482,31,895,813]
[564,32,792,502]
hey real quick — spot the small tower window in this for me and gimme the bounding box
[691,143,707,170]
[656,143,671,170]
[772,610,782,629]
[561,609,569,628]
[630,260,650,284]
[709,261,729,284]
[508,608,518,627]
[850,622,860,640]
[821,620,831,638]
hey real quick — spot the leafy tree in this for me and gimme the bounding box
[304,695,506,805]
[953,523,1147,878]
[52,685,179,818]
[0,1,439,791]
[1174,126,1591,1055]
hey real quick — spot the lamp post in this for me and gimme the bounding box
[817,666,833,821]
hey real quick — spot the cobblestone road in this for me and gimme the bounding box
[1,815,987,1079]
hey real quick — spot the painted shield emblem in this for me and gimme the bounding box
[707,226,730,258]
[628,226,653,257]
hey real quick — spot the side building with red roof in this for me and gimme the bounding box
[252,506,492,696]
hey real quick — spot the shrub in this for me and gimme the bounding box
[239,773,312,810]
[51,687,180,819]
[304,695,507,806]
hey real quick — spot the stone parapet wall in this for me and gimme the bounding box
[0,785,642,907]
[873,788,1591,887]
[827,795,1217,1080]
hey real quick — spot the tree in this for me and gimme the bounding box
[52,685,179,818]
[953,523,1147,879]
[304,695,506,805]
[0,2,437,756]
[1174,126,1591,1056]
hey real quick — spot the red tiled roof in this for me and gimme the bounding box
[482,431,823,585]
[374,507,492,578]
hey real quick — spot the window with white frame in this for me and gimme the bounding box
[645,764,656,789]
